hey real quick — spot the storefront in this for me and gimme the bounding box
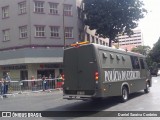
[0,63,63,81]
[37,63,63,79]
[0,64,28,80]
[0,47,64,81]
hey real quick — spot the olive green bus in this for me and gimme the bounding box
[63,43,152,102]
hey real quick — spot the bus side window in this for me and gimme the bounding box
[130,56,140,69]
[140,59,145,69]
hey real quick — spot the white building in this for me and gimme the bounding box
[118,29,143,46]
[116,29,143,51]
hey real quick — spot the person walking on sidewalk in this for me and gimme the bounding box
[42,75,47,91]
[31,76,36,91]
[4,73,11,95]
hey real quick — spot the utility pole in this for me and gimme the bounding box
[63,0,66,49]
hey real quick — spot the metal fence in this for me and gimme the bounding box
[0,78,63,96]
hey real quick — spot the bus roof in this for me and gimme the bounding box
[93,43,145,58]
[65,43,145,58]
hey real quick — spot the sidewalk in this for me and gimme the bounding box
[0,88,63,100]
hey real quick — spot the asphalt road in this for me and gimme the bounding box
[0,76,160,120]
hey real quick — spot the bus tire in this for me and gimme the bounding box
[144,82,150,93]
[121,86,129,102]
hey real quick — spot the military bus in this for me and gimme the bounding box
[63,43,152,102]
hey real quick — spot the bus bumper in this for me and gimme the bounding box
[63,94,93,100]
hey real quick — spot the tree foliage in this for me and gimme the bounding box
[131,45,151,56]
[150,37,160,63]
[83,0,147,46]
[146,55,153,68]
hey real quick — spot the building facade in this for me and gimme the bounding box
[0,0,79,80]
[84,26,109,46]
[0,0,108,80]
[116,29,143,51]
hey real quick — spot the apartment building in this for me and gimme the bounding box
[0,0,107,80]
[116,29,143,51]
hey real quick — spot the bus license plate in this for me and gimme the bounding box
[77,91,85,95]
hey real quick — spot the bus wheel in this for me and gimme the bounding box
[144,82,150,93]
[121,86,129,102]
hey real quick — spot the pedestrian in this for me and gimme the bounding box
[48,74,52,89]
[5,73,11,82]
[4,73,11,95]
[42,75,46,91]
[31,76,35,91]
[56,74,63,88]
[0,78,4,97]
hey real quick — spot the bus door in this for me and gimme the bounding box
[64,45,97,95]
[77,45,97,94]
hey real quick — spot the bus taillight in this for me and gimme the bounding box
[95,71,99,81]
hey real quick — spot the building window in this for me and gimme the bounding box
[50,26,59,37]
[103,41,105,45]
[49,3,58,15]
[96,38,99,44]
[64,4,72,16]
[87,33,90,41]
[34,1,44,13]
[2,6,9,18]
[78,7,83,19]
[100,40,102,45]
[3,29,10,41]
[18,1,26,14]
[78,30,83,41]
[65,27,73,38]
[19,26,27,38]
[35,26,45,37]
[91,36,94,43]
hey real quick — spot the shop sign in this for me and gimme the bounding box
[40,64,63,69]
[1,65,27,70]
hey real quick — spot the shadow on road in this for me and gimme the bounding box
[44,91,145,119]
[129,91,145,100]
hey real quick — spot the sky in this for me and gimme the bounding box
[138,0,160,48]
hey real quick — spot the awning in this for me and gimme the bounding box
[0,48,63,65]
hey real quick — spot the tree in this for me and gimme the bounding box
[131,45,151,56]
[146,54,153,68]
[83,0,147,47]
[150,37,160,63]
